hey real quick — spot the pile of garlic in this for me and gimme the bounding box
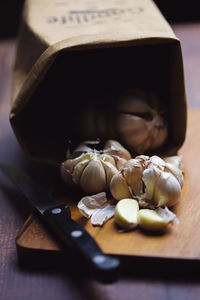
[61,140,184,232]
[60,140,131,194]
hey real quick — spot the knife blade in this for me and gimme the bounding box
[0,163,120,282]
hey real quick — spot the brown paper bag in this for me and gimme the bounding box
[10,0,187,165]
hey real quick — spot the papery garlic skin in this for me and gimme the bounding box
[122,159,144,196]
[110,155,184,208]
[77,192,115,226]
[141,167,156,201]
[91,205,115,226]
[104,140,131,160]
[78,192,108,218]
[61,140,130,194]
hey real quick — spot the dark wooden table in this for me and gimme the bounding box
[1,23,200,300]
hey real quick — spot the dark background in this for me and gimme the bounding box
[0,1,200,38]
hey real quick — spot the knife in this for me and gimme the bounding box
[0,164,120,282]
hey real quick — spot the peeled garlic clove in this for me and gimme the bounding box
[122,159,144,196]
[114,199,139,229]
[80,159,106,194]
[72,159,90,185]
[91,205,115,226]
[139,209,169,231]
[110,172,132,201]
[103,139,131,160]
[153,171,182,207]
[101,160,118,188]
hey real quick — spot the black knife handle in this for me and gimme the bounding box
[43,204,120,282]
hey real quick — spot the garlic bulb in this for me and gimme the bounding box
[110,155,184,208]
[61,140,131,194]
[116,89,168,153]
[79,89,168,154]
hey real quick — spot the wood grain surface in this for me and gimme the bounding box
[1,23,200,300]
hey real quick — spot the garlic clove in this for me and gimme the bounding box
[70,140,101,158]
[135,155,150,161]
[153,171,182,207]
[138,209,169,231]
[122,159,144,196]
[100,153,116,166]
[91,205,115,226]
[149,155,166,169]
[101,160,118,188]
[135,155,150,169]
[71,145,94,158]
[60,160,75,185]
[150,117,168,150]
[110,171,132,201]
[113,156,128,170]
[80,159,106,194]
[73,152,95,164]
[165,162,184,188]
[164,155,184,172]
[103,139,131,160]
[114,199,139,229]
[72,159,90,185]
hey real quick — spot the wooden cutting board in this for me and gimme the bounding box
[16,109,200,265]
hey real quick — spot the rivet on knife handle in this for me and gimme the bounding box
[43,204,120,281]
